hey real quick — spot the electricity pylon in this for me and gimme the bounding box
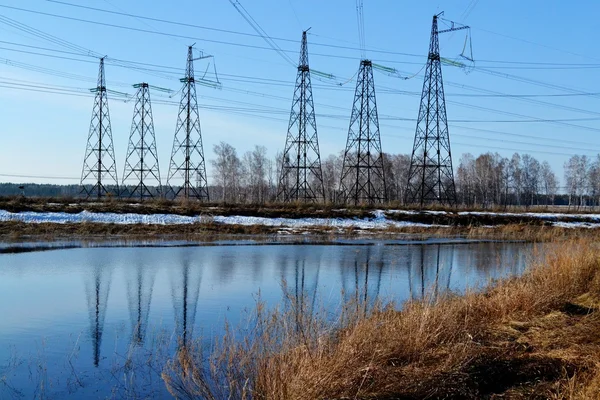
[122,83,162,199]
[80,57,119,198]
[278,30,325,203]
[339,60,387,205]
[166,46,210,200]
[406,13,465,206]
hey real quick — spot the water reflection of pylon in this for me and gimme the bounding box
[126,264,155,345]
[407,244,454,301]
[170,252,202,346]
[292,259,320,327]
[84,265,112,367]
[339,247,384,315]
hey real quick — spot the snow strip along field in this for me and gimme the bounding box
[0,209,599,229]
[0,209,430,230]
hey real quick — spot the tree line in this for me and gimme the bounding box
[3,143,600,209]
[208,141,599,209]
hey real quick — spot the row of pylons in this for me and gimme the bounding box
[81,14,457,206]
[80,47,208,200]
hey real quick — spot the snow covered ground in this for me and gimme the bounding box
[0,209,598,229]
[388,209,600,221]
[0,209,431,230]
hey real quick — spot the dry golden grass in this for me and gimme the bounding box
[163,240,600,399]
[1,220,596,243]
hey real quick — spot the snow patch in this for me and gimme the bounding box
[0,209,431,230]
[0,209,598,230]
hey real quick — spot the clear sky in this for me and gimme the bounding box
[0,0,598,186]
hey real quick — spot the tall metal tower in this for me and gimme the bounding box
[339,1,386,205]
[405,13,466,206]
[166,46,209,200]
[339,60,387,205]
[122,83,162,199]
[80,57,119,198]
[278,30,325,203]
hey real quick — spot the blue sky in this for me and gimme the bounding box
[0,0,598,186]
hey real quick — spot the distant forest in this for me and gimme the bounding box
[2,144,600,209]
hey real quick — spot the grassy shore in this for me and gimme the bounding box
[1,195,600,218]
[163,239,600,399]
[0,220,598,243]
[2,196,600,242]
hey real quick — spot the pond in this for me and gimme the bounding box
[0,239,539,399]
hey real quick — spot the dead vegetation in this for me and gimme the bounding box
[0,220,597,243]
[1,196,599,242]
[162,240,600,399]
[1,196,599,219]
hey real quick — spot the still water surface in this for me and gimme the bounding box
[0,240,537,399]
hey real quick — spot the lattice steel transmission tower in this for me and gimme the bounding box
[166,46,209,200]
[278,30,325,203]
[339,1,386,205]
[122,83,162,199]
[339,60,387,205]
[406,13,467,206]
[80,57,119,198]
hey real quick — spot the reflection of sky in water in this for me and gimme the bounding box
[0,242,539,399]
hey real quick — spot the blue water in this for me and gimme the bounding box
[0,240,536,399]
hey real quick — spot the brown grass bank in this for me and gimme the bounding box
[163,240,600,399]
[2,220,593,243]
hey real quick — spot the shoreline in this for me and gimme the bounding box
[164,239,600,399]
[0,200,599,242]
[0,220,593,243]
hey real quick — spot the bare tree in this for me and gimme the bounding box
[521,154,540,207]
[540,161,558,207]
[388,154,411,203]
[564,155,589,210]
[456,153,476,206]
[322,154,342,203]
[211,142,243,203]
[242,146,269,204]
[588,155,600,209]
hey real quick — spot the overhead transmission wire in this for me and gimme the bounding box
[0,14,99,57]
[4,39,600,97]
[4,43,600,134]
[1,72,597,153]
[356,0,366,58]
[0,12,198,84]
[228,0,337,82]
[2,39,596,101]
[4,38,600,135]
[473,25,600,62]
[5,4,600,72]
[33,0,600,70]
[228,0,296,67]
[39,0,419,58]
[0,85,597,166]
[0,6,594,172]
[4,7,600,148]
